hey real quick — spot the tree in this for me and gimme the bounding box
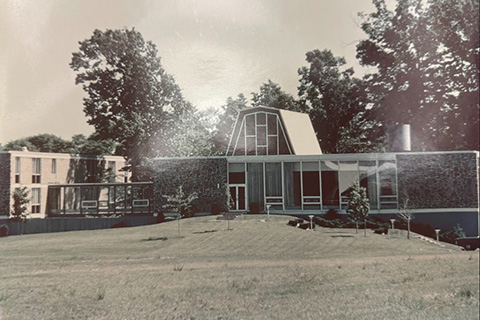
[70,134,116,155]
[163,110,217,157]
[11,187,30,222]
[298,49,377,153]
[212,94,249,155]
[70,28,194,180]
[162,186,198,218]
[4,134,71,153]
[251,80,301,111]
[397,196,415,239]
[357,0,479,151]
[346,182,370,236]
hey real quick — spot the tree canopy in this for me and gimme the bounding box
[70,28,194,179]
[251,80,300,112]
[357,0,479,151]
[298,49,380,153]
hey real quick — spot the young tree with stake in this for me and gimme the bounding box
[346,182,370,237]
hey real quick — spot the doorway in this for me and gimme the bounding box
[229,185,246,211]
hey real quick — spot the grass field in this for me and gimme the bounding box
[0,215,478,320]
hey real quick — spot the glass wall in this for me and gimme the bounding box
[378,160,397,209]
[302,162,321,210]
[359,161,378,209]
[247,163,264,212]
[265,162,282,210]
[339,161,358,209]
[284,162,301,210]
[321,161,339,208]
[230,158,397,213]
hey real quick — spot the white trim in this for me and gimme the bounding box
[226,110,241,156]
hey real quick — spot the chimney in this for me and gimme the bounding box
[387,124,411,152]
[21,146,29,152]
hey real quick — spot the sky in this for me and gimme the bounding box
[1,0,382,144]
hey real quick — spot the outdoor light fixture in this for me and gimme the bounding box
[266,205,271,221]
[435,229,441,243]
[308,215,314,230]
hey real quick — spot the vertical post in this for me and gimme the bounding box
[435,229,440,243]
[267,205,271,221]
[308,215,314,230]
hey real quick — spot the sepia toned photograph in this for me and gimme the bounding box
[0,0,478,319]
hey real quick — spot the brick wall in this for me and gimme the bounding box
[153,158,228,213]
[396,152,479,209]
[0,153,11,216]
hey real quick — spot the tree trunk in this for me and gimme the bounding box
[407,219,410,239]
[364,219,367,237]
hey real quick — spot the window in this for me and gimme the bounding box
[15,157,21,183]
[32,158,41,183]
[51,159,57,174]
[31,188,41,213]
[230,112,292,156]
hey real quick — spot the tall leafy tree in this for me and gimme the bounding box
[212,94,249,155]
[357,0,479,151]
[70,28,194,180]
[298,49,375,153]
[251,80,300,111]
[4,134,71,153]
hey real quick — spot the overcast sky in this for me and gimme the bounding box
[1,0,382,144]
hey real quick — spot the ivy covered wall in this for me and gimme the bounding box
[153,157,229,214]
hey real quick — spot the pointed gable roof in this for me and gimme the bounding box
[226,106,322,156]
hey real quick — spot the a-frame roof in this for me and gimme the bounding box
[226,106,322,156]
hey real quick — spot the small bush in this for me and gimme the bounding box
[0,224,9,237]
[324,209,341,221]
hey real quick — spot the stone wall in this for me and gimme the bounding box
[396,152,479,209]
[153,158,228,213]
[0,153,11,216]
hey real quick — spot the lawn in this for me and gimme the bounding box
[0,215,478,320]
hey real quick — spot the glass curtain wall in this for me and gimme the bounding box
[339,161,359,209]
[284,162,301,210]
[359,161,378,209]
[265,162,282,209]
[378,160,398,209]
[321,161,339,208]
[302,162,321,210]
[247,163,264,212]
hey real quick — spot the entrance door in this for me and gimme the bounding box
[229,185,246,211]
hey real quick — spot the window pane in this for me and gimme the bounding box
[245,115,255,136]
[265,162,282,197]
[339,161,358,207]
[267,114,277,135]
[247,163,264,212]
[268,136,278,155]
[321,161,339,208]
[257,126,266,146]
[378,161,397,195]
[359,161,378,209]
[284,162,301,209]
[256,112,266,125]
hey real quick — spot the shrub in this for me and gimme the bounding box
[0,224,9,237]
[324,209,341,221]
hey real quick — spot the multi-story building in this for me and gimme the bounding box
[0,149,129,219]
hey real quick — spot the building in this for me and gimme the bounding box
[153,106,480,236]
[0,149,129,219]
